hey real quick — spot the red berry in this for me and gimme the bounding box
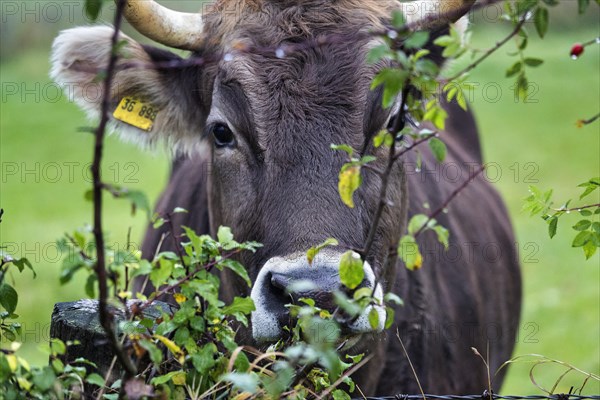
[570,43,585,58]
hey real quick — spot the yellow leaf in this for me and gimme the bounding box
[17,377,32,391]
[154,335,185,364]
[6,355,18,372]
[172,371,186,386]
[17,357,30,371]
[413,252,423,270]
[338,165,361,208]
[118,291,132,299]
[174,293,187,304]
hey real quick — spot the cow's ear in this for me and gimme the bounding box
[50,26,209,153]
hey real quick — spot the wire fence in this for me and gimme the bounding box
[360,394,600,400]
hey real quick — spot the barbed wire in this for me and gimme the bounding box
[359,394,600,400]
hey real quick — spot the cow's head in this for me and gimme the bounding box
[51,0,474,343]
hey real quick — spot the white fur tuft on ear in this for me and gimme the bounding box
[50,26,207,155]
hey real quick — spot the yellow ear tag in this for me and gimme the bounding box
[113,97,158,132]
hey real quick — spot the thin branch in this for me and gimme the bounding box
[554,203,600,213]
[396,330,426,400]
[393,133,438,162]
[316,354,374,399]
[361,85,410,260]
[90,0,136,380]
[414,165,486,238]
[164,213,187,273]
[136,249,243,313]
[443,16,528,83]
[577,113,600,127]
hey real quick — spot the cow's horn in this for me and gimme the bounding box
[400,0,476,30]
[118,0,204,51]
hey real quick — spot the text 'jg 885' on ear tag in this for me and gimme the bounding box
[113,97,158,132]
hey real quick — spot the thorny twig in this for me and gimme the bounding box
[413,165,486,238]
[442,14,529,83]
[361,84,411,261]
[90,0,137,383]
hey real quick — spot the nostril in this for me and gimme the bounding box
[270,273,291,292]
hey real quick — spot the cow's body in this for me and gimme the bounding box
[51,0,521,394]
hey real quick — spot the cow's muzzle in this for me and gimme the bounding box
[250,250,386,342]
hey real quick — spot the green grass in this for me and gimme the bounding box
[0,51,170,365]
[1,15,598,395]
[461,19,600,393]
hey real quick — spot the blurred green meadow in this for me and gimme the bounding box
[0,1,598,395]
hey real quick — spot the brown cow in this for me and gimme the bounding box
[51,0,521,394]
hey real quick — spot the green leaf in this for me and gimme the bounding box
[368,307,380,330]
[391,10,406,28]
[307,238,339,265]
[150,258,174,289]
[333,390,352,400]
[433,225,450,249]
[578,177,599,199]
[151,371,186,386]
[573,220,591,231]
[330,144,354,157]
[548,217,558,239]
[398,235,423,270]
[12,257,35,277]
[578,0,590,14]
[408,214,429,235]
[0,283,18,314]
[404,31,429,49]
[217,226,234,247]
[222,372,259,393]
[506,61,522,78]
[353,288,374,303]
[371,68,409,108]
[123,189,151,219]
[221,259,251,287]
[524,58,544,67]
[367,44,391,64]
[384,292,404,306]
[152,217,165,229]
[534,7,549,38]
[84,0,103,21]
[32,366,56,391]
[222,297,255,326]
[85,274,97,298]
[429,138,447,163]
[373,130,392,148]
[86,373,105,387]
[423,100,448,130]
[333,291,361,317]
[338,164,362,208]
[583,240,597,260]
[515,73,529,101]
[138,339,163,365]
[572,231,592,247]
[433,35,455,47]
[339,251,364,290]
[384,306,395,329]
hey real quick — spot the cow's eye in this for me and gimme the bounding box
[212,123,235,148]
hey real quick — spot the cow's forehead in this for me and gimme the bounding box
[203,0,394,46]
